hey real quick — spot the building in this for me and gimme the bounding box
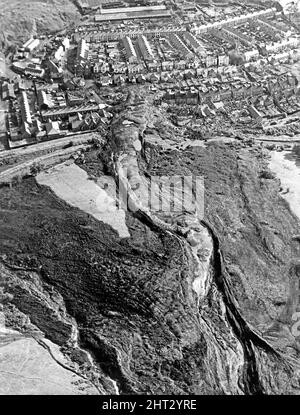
[62,37,70,50]
[182,32,206,56]
[112,62,127,74]
[55,45,64,62]
[222,27,253,48]
[192,8,277,35]
[21,91,32,125]
[77,39,88,61]
[244,49,259,62]
[218,55,229,66]
[1,82,15,100]
[161,61,174,71]
[122,36,138,63]
[248,105,263,123]
[12,62,27,74]
[98,5,167,14]
[67,91,84,106]
[169,33,194,60]
[38,90,54,110]
[94,61,110,74]
[25,38,40,52]
[22,122,32,139]
[33,119,42,135]
[266,37,300,53]
[113,74,126,85]
[41,103,106,121]
[46,121,62,139]
[23,38,34,50]
[47,59,63,76]
[136,35,154,61]
[95,9,171,21]
[206,55,218,67]
[24,64,45,78]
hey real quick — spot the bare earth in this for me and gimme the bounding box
[37,162,130,238]
[269,150,300,222]
[0,327,98,395]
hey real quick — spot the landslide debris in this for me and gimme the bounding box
[1,92,300,394]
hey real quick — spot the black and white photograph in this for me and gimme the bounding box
[0,0,300,404]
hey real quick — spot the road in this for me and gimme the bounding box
[0,143,91,183]
[255,133,300,144]
[0,131,97,160]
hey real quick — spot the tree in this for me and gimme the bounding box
[30,162,42,176]
[11,175,21,186]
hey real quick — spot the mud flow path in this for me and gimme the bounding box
[109,91,292,394]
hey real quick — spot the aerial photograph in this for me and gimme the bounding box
[0,0,300,401]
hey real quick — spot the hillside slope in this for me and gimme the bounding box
[0,0,79,51]
[1,95,300,394]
